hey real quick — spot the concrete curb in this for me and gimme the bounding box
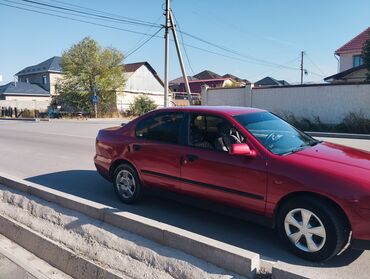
[0,213,123,279]
[0,173,260,278]
[306,131,370,140]
[0,117,40,122]
[272,261,310,279]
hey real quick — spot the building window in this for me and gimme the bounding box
[353,55,363,67]
[42,75,47,85]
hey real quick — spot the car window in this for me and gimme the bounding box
[135,113,184,144]
[234,112,318,155]
[189,114,245,152]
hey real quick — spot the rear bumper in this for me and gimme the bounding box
[94,155,112,181]
[351,239,370,250]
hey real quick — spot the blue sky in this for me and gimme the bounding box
[0,0,369,84]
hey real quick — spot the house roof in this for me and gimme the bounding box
[193,70,222,80]
[16,56,62,76]
[254,76,289,87]
[123,61,164,86]
[324,64,366,81]
[169,76,199,85]
[336,27,370,54]
[177,78,230,93]
[222,74,250,83]
[0,82,50,96]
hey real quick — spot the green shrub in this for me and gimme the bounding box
[340,111,370,134]
[126,95,158,116]
[281,111,370,134]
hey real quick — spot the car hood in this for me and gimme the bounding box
[292,141,370,171]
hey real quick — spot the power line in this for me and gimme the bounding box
[125,27,163,58]
[21,0,160,27]
[171,11,195,75]
[49,0,158,26]
[0,1,164,37]
[305,53,327,76]
[3,0,155,27]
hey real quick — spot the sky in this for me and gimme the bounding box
[0,0,369,85]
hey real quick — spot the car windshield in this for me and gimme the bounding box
[233,112,319,155]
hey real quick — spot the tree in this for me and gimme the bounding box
[362,30,370,81]
[57,37,125,116]
[126,95,158,116]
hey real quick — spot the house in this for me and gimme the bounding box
[193,70,222,80]
[169,76,198,92]
[325,27,370,83]
[324,65,368,83]
[335,27,369,72]
[116,62,166,112]
[177,78,235,93]
[170,70,248,93]
[16,56,63,96]
[222,74,250,85]
[254,76,290,87]
[0,81,51,111]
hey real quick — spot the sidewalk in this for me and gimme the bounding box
[0,233,72,279]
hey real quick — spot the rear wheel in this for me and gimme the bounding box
[277,197,348,261]
[113,164,142,204]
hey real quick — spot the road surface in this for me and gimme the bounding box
[0,119,369,278]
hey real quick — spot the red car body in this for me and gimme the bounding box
[94,106,370,249]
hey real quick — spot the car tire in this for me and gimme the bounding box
[277,196,348,262]
[113,164,142,204]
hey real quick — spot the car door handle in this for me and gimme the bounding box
[185,154,198,162]
[133,144,141,151]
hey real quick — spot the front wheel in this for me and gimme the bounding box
[113,164,142,204]
[277,197,348,261]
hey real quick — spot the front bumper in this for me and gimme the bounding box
[352,239,370,250]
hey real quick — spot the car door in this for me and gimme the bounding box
[179,113,267,214]
[125,112,186,191]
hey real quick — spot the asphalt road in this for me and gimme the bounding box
[0,119,369,279]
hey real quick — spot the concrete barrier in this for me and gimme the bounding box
[272,261,311,279]
[0,213,122,279]
[0,173,260,278]
[306,131,370,140]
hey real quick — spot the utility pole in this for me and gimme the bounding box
[169,11,192,105]
[163,0,170,107]
[300,51,305,85]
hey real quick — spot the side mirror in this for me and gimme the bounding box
[230,143,256,157]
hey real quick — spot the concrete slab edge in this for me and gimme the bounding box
[306,131,370,140]
[272,261,310,279]
[0,173,259,278]
[0,213,124,279]
[0,117,40,122]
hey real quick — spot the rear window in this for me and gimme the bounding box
[135,113,184,144]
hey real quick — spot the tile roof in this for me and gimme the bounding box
[193,70,222,80]
[324,64,366,81]
[222,73,250,83]
[0,82,50,96]
[177,78,230,93]
[336,27,370,54]
[254,76,289,87]
[16,56,62,76]
[169,76,198,85]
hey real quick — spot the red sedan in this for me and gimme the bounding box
[94,106,370,261]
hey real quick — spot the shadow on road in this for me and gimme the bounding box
[26,170,364,268]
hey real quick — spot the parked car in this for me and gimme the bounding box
[94,106,370,261]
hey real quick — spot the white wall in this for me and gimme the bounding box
[117,65,166,112]
[0,98,50,110]
[202,84,370,124]
[339,51,361,72]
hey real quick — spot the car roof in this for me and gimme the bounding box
[154,106,266,116]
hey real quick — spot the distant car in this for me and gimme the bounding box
[94,106,370,261]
